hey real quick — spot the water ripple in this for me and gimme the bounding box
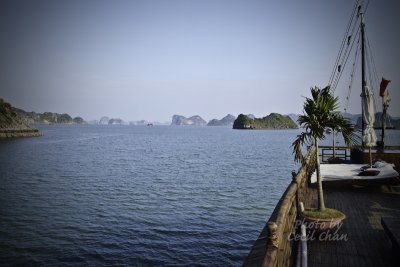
[0,126,301,266]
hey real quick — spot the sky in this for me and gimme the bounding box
[1,0,399,122]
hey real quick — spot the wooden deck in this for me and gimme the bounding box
[304,184,400,266]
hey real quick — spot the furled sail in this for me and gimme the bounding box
[362,85,377,147]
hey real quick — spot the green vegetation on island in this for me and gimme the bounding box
[233,113,298,129]
[1,98,88,137]
[15,108,87,125]
[0,98,41,138]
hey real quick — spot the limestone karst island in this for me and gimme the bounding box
[233,113,298,129]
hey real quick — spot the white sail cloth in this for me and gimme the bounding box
[362,86,377,147]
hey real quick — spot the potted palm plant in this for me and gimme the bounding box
[292,86,357,231]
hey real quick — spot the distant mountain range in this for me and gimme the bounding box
[342,113,361,125]
[3,95,399,130]
[355,112,400,129]
[287,112,399,130]
[170,114,237,127]
[89,116,169,126]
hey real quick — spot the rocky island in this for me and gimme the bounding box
[233,113,298,129]
[171,115,207,126]
[16,109,87,125]
[96,116,124,125]
[207,114,236,127]
[0,99,42,138]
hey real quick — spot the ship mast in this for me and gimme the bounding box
[359,7,366,147]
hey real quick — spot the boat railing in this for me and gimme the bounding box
[319,145,351,162]
[243,149,316,267]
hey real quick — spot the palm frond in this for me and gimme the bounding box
[292,131,312,163]
[294,84,358,160]
[327,112,359,147]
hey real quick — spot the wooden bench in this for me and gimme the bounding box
[381,217,400,256]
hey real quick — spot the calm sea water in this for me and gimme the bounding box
[0,125,300,266]
[1,125,399,266]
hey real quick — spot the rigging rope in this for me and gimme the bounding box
[328,0,361,92]
[364,0,371,15]
[343,33,360,113]
[331,25,360,94]
[329,0,377,112]
[327,0,390,130]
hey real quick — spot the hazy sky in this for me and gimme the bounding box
[1,0,399,122]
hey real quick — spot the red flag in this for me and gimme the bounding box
[379,77,391,97]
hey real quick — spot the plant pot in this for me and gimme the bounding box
[300,209,346,233]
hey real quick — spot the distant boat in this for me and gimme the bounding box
[147,123,154,127]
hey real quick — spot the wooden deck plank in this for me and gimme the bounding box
[306,185,400,266]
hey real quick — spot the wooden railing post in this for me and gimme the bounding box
[268,222,278,248]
